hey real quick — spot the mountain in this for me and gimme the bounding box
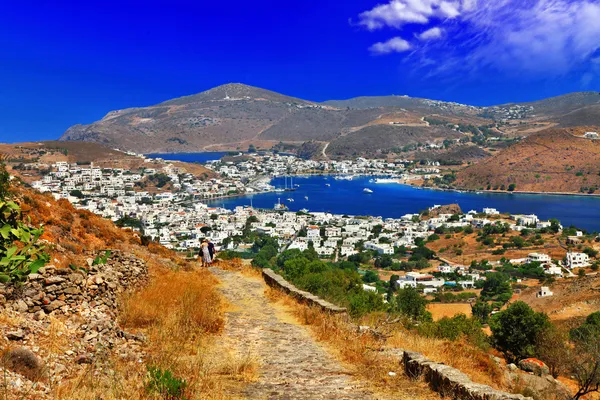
[61,83,381,153]
[60,84,600,157]
[454,128,600,193]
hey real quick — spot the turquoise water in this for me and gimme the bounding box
[208,176,600,232]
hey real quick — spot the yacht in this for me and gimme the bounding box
[287,198,294,202]
[363,188,373,194]
[325,183,331,187]
[304,195,309,200]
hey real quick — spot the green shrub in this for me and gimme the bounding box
[490,301,551,362]
[145,366,187,399]
[0,200,49,284]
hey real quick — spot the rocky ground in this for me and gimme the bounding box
[0,251,148,399]
[210,267,376,399]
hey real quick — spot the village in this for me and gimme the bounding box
[28,151,599,307]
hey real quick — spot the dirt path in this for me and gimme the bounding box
[209,267,376,399]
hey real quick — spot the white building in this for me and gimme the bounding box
[396,272,445,290]
[566,252,590,269]
[537,286,553,297]
[527,253,551,264]
[364,241,394,255]
[483,208,500,215]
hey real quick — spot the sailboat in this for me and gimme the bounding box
[285,175,296,192]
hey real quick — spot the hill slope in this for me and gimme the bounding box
[455,128,600,193]
[60,84,600,159]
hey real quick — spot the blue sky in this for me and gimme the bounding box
[2,0,600,142]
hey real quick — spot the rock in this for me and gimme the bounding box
[1,347,45,381]
[83,331,98,342]
[518,358,550,376]
[43,300,65,312]
[14,300,28,313]
[74,354,93,364]
[6,330,25,341]
[388,371,397,376]
[508,363,518,371]
[53,363,66,375]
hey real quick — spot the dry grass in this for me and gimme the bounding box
[387,331,505,390]
[427,303,473,321]
[55,267,236,399]
[266,287,439,399]
[120,269,224,336]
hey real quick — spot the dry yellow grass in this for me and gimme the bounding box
[427,303,473,321]
[266,287,439,399]
[387,332,505,390]
[55,268,239,399]
[120,269,224,335]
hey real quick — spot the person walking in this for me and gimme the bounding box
[200,239,212,267]
[207,239,216,263]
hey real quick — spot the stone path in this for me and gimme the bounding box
[210,267,375,400]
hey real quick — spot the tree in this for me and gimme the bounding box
[508,183,516,192]
[362,270,379,283]
[535,326,570,378]
[570,317,600,399]
[396,286,432,322]
[471,300,492,324]
[480,272,513,303]
[248,144,257,153]
[550,218,561,233]
[374,254,393,269]
[490,301,551,362]
[69,189,85,198]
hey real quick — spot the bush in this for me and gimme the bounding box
[145,366,187,399]
[0,199,49,284]
[419,314,489,348]
[490,301,551,362]
[396,286,431,322]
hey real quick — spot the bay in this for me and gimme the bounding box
[207,176,600,232]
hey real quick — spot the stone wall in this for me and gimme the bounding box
[262,268,347,314]
[0,250,148,319]
[403,351,532,400]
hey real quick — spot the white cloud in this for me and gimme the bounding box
[418,27,443,40]
[369,37,412,55]
[357,0,600,78]
[358,0,472,30]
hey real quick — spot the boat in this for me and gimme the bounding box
[284,176,297,192]
[363,188,373,194]
[304,196,309,200]
[287,198,294,202]
[274,198,288,210]
[325,183,331,187]
[300,208,309,213]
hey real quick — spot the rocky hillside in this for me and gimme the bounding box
[455,128,600,193]
[59,84,600,161]
[0,141,216,184]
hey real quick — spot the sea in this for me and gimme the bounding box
[147,153,600,232]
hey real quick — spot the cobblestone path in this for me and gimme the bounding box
[210,267,376,400]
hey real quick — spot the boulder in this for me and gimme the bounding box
[1,347,45,381]
[518,358,550,376]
